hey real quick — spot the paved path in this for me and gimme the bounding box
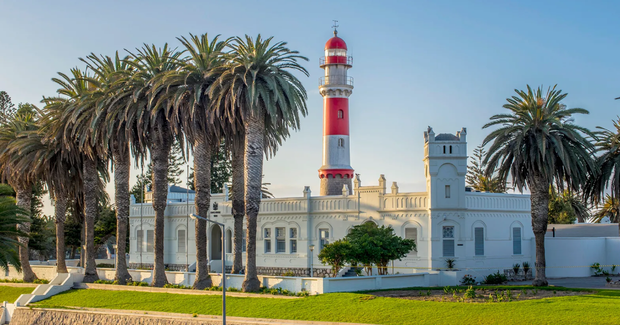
[509,276,620,289]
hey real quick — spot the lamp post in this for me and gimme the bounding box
[190,214,226,325]
[309,244,315,277]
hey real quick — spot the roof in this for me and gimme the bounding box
[434,133,460,141]
[546,224,619,237]
[169,185,195,194]
[325,36,347,50]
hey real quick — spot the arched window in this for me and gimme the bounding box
[226,229,232,254]
[449,145,453,154]
[443,146,446,154]
[338,138,345,147]
[338,110,344,119]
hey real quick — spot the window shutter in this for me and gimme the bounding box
[405,228,418,253]
[513,227,522,255]
[474,227,484,256]
[178,229,186,253]
[137,230,143,252]
[443,239,455,257]
[146,230,154,253]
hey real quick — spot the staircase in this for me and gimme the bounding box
[2,273,82,324]
[342,267,360,277]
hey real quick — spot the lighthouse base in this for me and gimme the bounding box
[320,175,353,196]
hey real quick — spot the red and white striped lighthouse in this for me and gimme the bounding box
[318,28,354,196]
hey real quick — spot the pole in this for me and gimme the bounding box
[310,250,313,277]
[222,226,226,325]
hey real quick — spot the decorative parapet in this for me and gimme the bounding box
[465,192,530,211]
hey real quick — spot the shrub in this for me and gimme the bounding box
[464,286,476,299]
[512,263,521,276]
[522,261,531,276]
[0,279,24,283]
[127,281,149,286]
[591,263,603,276]
[482,271,507,285]
[164,283,191,289]
[612,265,618,274]
[227,287,240,292]
[606,276,612,283]
[93,280,114,284]
[460,274,476,285]
[445,259,456,270]
[96,263,115,268]
[32,279,50,284]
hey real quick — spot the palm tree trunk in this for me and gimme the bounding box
[242,112,265,292]
[192,133,213,289]
[83,157,99,283]
[231,141,245,274]
[14,184,37,282]
[530,176,549,286]
[54,192,68,274]
[113,144,132,284]
[150,125,172,287]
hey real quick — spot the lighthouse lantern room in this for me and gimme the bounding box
[318,27,354,196]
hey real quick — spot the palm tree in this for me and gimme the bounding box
[123,44,183,287]
[0,109,40,282]
[211,35,308,291]
[483,85,595,286]
[592,195,620,224]
[82,52,135,284]
[46,68,109,282]
[0,184,29,272]
[162,33,228,289]
[7,116,83,274]
[584,117,620,234]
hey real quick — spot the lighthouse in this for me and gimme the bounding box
[318,27,354,196]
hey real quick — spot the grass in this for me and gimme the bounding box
[0,286,33,302]
[32,287,620,325]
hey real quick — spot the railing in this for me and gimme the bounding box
[319,56,353,66]
[319,76,354,87]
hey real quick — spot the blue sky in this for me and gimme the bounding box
[1,1,619,214]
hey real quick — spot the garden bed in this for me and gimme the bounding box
[371,287,593,303]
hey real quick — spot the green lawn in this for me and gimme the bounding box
[0,286,33,302]
[33,287,620,325]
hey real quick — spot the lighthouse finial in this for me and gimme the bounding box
[332,20,339,36]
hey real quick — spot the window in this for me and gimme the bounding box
[177,229,186,253]
[319,229,329,250]
[290,228,298,253]
[338,138,344,147]
[445,185,451,198]
[442,226,455,257]
[405,228,418,255]
[449,145,453,154]
[276,227,286,253]
[338,110,343,119]
[226,230,232,254]
[264,228,271,253]
[474,227,484,256]
[513,227,522,255]
[146,230,154,253]
[137,230,143,252]
[443,146,446,154]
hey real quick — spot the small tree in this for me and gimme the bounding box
[346,223,416,275]
[318,239,353,277]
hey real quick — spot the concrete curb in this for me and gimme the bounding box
[75,283,301,299]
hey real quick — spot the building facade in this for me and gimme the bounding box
[128,31,534,278]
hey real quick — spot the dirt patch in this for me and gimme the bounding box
[371,288,594,303]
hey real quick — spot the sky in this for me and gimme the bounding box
[1,0,619,215]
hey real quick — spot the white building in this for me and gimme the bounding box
[128,31,535,278]
[128,126,534,277]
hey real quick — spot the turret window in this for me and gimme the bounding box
[445,185,451,198]
[338,138,345,147]
[338,110,343,119]
[443,146,446,154]
[449,145,453,154]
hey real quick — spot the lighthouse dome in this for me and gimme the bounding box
[325,36,347,50]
